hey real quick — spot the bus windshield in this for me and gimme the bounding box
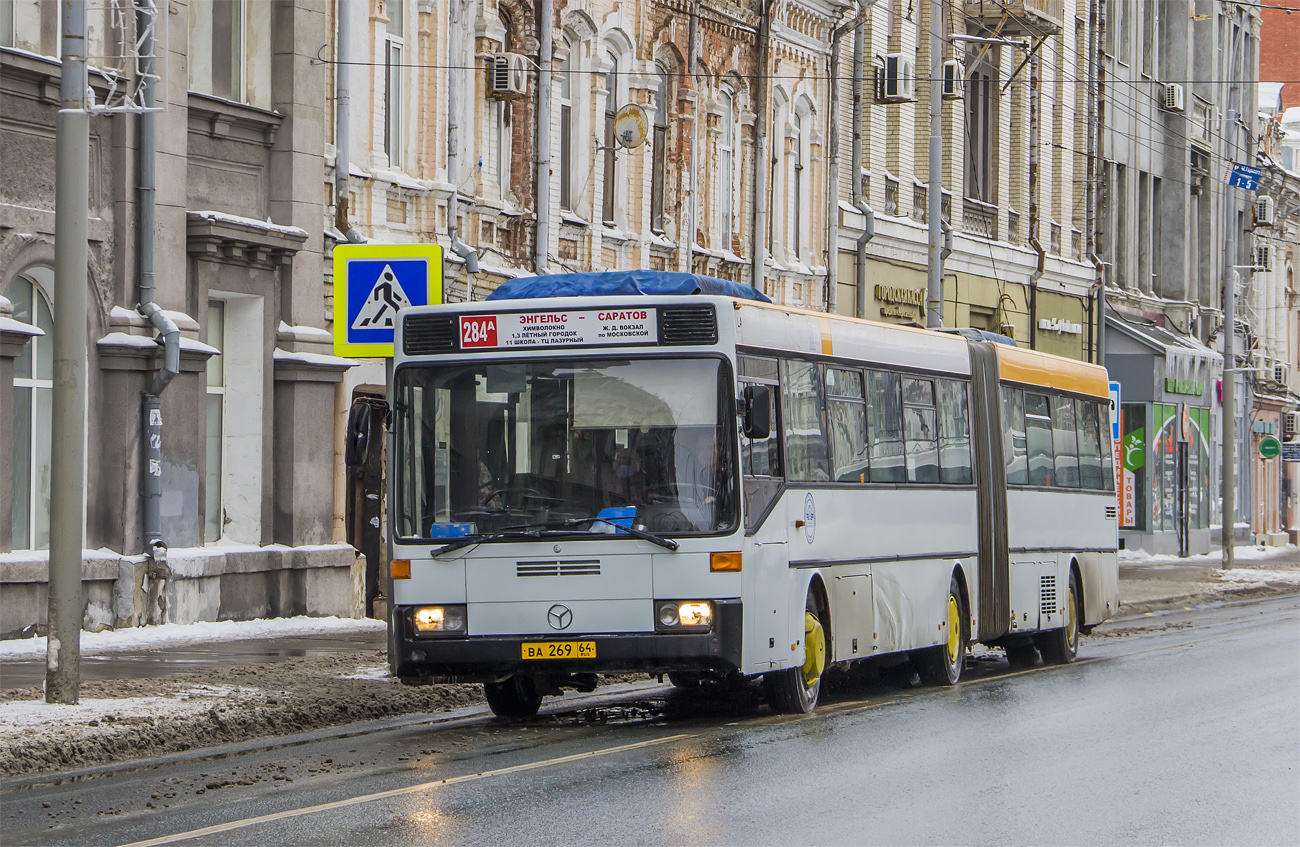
[394,357,737,541]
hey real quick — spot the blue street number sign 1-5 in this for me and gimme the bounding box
[333,243,443,357]
[1227,163,1262,191]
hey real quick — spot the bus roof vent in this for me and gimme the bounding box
[403,314,458,355]
[658,304,718,345]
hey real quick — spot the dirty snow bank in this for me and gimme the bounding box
[0,615,385,659]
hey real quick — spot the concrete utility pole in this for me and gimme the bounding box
[47,0,89,704]
[925,0,944,328]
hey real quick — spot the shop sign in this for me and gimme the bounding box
[1258,436,1281,459]
[1164,378,1204,396]
[1250,420,1278,435]
[1038,317,1083,335]
[1282,442,1300,463]
[874,284,926,319]
[1109,383,1122,496]
[1120,425,1144,528]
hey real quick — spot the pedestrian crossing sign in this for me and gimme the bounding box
[333,243,442,357]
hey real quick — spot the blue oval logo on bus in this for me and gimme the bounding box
[803,493,816,544]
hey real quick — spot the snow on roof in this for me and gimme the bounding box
[189,210,307,239]
[278,321,333,342]
[273,347,356,368]
[1283,106,1300,126]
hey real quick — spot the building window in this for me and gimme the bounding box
[792,108,805,260]
[189,0,270,108]
[205,300,225,543]
[384,0,404,169]
[602,51,619,226]
[559,40,574,211]
[493,13,514,201]
[718,86,735,249]
[965,62,995,203]
[6,268,54,551]
[651,66,670,234]
[1141,0,1159,78]
[1,0,13,48]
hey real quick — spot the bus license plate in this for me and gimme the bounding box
[521,641,596,660]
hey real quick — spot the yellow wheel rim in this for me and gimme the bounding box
[1066,584,1078,648]
[946,595,962,664]
[802,611,826,687]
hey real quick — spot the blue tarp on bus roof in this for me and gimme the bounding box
[485,270,772,303]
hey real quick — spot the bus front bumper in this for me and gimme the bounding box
[391,600,742,683]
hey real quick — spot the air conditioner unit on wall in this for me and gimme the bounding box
[1274,362,1290,384]
[879,54,916,103]
[1160,83,1185,112]
[487,53,528,100]
[1254,244,1272,272]
[1285,411,1299,439]
[942,60,965,100]
[1256,196,1276,227]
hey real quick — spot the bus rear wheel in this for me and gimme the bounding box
[765,594,826,714]
[1036,570,1081,665]
[484,675,544,719]
[918,578,967,686]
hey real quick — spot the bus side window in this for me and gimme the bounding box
[1076,400,1105,490]
[1097,401,1116,491]
[739,356,783,532]
[902,377,939,483]
[1024,392,1055,486]
[1052,395,1080,488]
[867,370,906,483]
[826,367,868,482]
[937,379,972,484]
[781,359,831,481]
[1003,387,1028,485]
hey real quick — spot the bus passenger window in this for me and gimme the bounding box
[781,360,830,481]
[1077,400,1105,490]
[867,370,906,482]
[826,368,868,482]
[1052,396,1080,488]
[937,379,972,484]
[1097,402,1116,491]
[903,377,939,483]
[1025,393,1054,486]
[741,380,780,477]
[1003,388,1028,485]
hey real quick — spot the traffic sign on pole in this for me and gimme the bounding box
[333,243,442,357]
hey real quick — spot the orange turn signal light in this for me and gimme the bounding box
[391,559,411,579]
[710,551,742,572]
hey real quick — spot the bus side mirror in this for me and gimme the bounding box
[742,384,771,440]
[345,401,372,467]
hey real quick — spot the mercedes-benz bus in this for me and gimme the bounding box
[386,273,1118,717]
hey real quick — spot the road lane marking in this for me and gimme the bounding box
[116,733,694,847]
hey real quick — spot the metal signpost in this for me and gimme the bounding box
[332,244,444,357]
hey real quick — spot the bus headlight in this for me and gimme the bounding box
[412,605,467,635]
[655,600,713,632]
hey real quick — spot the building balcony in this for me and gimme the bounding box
[964,0,1063,36]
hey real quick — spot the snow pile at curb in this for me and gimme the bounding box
[1119,544,1298,565]
[0,616,385,659]
[1216,568,1300,586]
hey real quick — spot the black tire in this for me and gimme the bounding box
[1004,641,1039,669]
[765,591,826,714]
[667,671,703,690]
[918,577,967,686]
[1036,569,1081,665]
[484,675,544,718]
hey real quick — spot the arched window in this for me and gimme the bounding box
[650,64,670,234]
[559,39,574,211]
[6,268,54,550]
[717,86,735,248]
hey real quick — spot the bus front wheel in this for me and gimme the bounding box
[484,675,544,719]
[765,593,826,714]
[1036,569,1081,665]
[918,578,967,686]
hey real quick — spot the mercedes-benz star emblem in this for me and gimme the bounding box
[547,604,573,630]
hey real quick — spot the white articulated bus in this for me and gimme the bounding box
[386,278,1118,717]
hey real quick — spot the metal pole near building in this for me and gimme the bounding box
[47,0,89,705]
[925,0,944,328]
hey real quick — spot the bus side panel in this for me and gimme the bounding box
[871,558,977,655]
[741,499,792,675]
[1077,550,1119,626]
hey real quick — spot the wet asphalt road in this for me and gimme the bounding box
[4,596,1298,846]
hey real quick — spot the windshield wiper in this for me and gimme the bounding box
[429,518,678,557]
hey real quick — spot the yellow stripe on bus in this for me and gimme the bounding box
[996,345,1109,398]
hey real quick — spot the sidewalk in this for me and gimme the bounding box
[1,545,1296,780]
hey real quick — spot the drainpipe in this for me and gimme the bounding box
[533,0,553,273]
[335,0,365,244]
[1027,43,1045,351]
[751,1,773,295]
[851,3,876,320]
[687,5,700,273]
[447,0,480,296]
[825,8,859,315]
[137,0,177,573]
